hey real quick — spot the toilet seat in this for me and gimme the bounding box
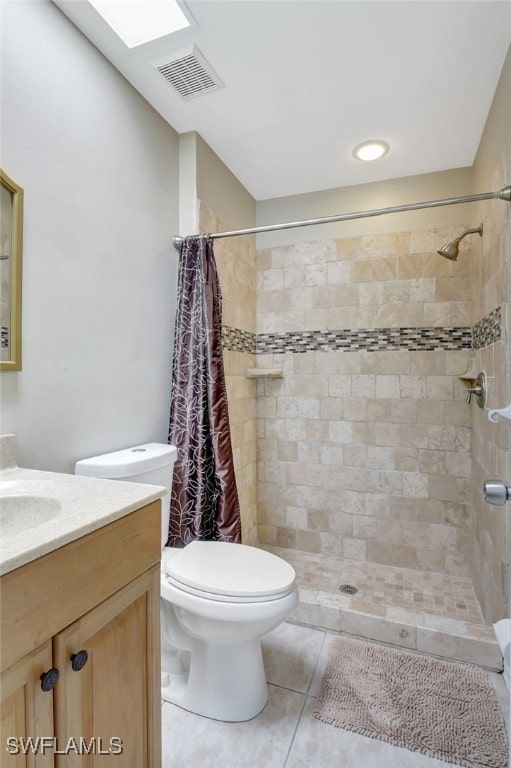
[164,574,294,603]
[164,541,296,603]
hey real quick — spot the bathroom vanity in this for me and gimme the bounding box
[0,441,165,767]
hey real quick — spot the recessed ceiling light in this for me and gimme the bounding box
[88,0,192,48]
[353,140,390,162]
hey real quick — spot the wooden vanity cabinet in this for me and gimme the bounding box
[1,643,54,767]
[0,501,162,767]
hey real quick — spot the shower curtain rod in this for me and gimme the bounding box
[172,185,511,250]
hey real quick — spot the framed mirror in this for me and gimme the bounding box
[0,170,23,371]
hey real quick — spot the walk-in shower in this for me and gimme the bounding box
[190,177,511,675]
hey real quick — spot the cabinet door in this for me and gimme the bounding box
[1,642,54,767]
[53,567,161,768]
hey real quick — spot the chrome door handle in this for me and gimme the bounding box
[484,480,511,506]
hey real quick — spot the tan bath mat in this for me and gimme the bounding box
[315,636,508,768]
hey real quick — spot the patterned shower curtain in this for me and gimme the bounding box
[167,236,241,547]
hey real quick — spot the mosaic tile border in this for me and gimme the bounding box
[256,327,473,353]
[222,326,256,354]
[473,306,501,349]
[222,307,501,355]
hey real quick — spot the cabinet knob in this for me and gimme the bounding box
[70,650,89,671]
[40,667,59,692]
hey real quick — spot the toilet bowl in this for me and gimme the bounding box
[75,443,298,722]
[161,541,298,721]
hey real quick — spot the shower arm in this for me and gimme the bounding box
[172,186,511,250]
[456,226,483,244]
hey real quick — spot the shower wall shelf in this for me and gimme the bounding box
[246,368,283,379]
[458,361,478,381]
[488,406,511,426]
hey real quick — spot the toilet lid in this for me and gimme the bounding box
[165,541,296,599]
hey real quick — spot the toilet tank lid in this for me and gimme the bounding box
[75,443,177,479]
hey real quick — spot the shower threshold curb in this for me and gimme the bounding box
[289,598,502,671]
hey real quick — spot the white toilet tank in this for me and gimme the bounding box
[75,443,177,548]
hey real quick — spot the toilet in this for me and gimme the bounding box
[75,443,298,722]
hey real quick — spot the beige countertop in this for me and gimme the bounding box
[0,436,165,575]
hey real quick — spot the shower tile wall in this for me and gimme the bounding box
[471,152,511,623]
[256,226,477,576]
[198,202,258,545]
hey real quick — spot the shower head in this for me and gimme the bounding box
[437,224,483,261]
[437,241,460,261]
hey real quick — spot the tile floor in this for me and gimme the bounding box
[161,622,510,768]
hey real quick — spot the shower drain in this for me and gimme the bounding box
[339,583,358,595]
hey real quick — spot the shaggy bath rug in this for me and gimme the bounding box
[315,636,508,768]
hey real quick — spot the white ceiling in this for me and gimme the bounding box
[53,0,511,201]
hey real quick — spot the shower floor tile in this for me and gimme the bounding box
[267,545,483,621]
[264,546,502,670]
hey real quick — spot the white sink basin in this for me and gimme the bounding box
[0,495,64,537]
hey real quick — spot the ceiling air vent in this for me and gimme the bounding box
[153,46,223,100]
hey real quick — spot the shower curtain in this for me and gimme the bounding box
[167,235,241,547]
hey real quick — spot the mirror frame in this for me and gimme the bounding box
[0,169,23,371]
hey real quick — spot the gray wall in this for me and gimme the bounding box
[0,0,180,472]
[474,44,511,193]
[256,168,474,250]
[196,133,256,235]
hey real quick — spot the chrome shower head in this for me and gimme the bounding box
[437,224,483,261]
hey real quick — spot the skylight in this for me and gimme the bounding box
[88,0,192,48]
